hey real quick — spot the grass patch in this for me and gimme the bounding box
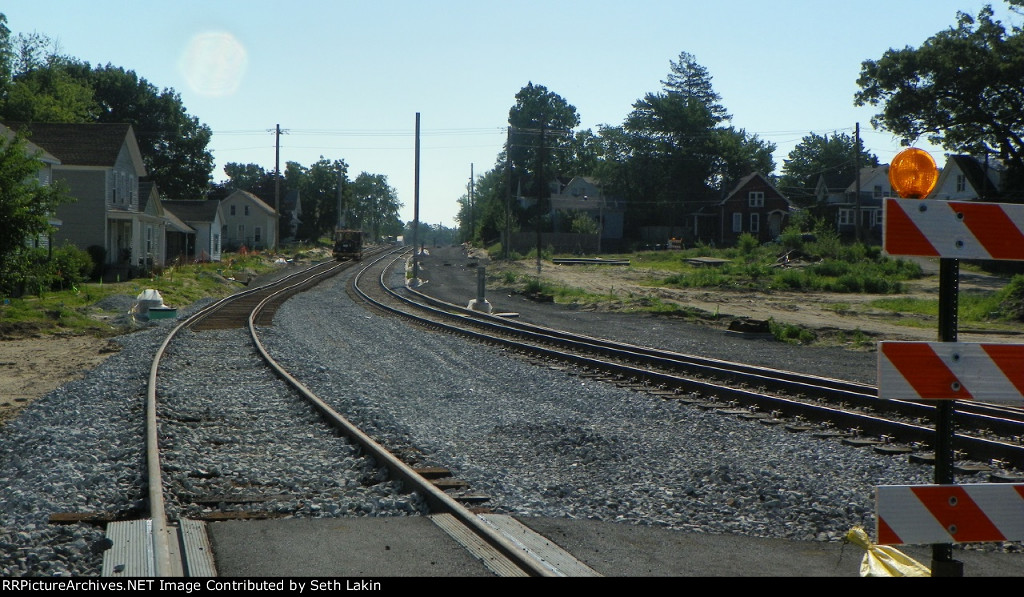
[0,251,294,339]
[768,319,817,344]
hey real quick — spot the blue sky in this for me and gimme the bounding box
[3,1,1018,227]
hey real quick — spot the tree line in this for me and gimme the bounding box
[458,1,1024,248]
[0,13,404,254]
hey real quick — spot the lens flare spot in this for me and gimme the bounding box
[179,31,247,97]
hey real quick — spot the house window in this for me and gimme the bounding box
[874,185,883,198]
[145,226,152,254]
[874,208,884,228]
[244,205,250,216]
[748,192,764,207]
[956,174,967,193]
[254,227,262,243]
[838,209,853,226]
[238,224,245,242]
[230,205,236,216]
[750,213,760,233]
[732,212,743,233]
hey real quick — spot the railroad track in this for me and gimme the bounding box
[353,250,1024,474]
[102,249,592,578]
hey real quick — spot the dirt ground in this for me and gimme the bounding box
[0,334,123,426]
[500,255,1018,345]
[1,254,1018,427]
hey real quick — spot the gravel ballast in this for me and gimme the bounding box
[0,261,1016,577]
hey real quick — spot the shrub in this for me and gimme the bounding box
[49,244,94,290]
[737,233,758,255]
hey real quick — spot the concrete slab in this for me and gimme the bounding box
[207,517,495,577]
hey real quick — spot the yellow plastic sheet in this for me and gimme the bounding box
[845,526,931,577]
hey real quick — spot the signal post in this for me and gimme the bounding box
[876,148,1024,576]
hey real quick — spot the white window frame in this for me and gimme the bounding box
[750,213,760,233]
[732,212,743,233]
[838,209,853,226]
[748,192,764,207]
[254,226,262,243]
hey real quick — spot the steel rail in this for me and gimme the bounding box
[251,248,558,577]
[356,253,1024,471]
[402,278,1024,427]
[141,259,353,576]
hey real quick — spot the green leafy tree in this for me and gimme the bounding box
[296,158,350,241]
[457,167,511,244]
[0,18,214,199]
[3,63,97,122]
[778,132,879,207]
[222,162,269,192]
[350,172,402,242]
[84,64,213,198]
[855,2,1024,195]
[601,52,775,234]
[0,133,74,293]
[507,83,580,200]
[661,51,730,122]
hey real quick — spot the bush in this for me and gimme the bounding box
[737,233,758,255]
[49,244,94,290]
[996,274,1024,320]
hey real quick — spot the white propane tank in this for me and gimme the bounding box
[135,289,165,318]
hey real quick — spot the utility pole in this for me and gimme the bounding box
[504,126,512,260]
[854,122,862,243]
[275,124,281,249]
[412,113,421,282]
[536,120,545,275]
[470,163,475,243]
[336,163,345,229]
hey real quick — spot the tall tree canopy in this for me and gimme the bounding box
[507,82,580,200]
[350,172,402,242]
[599,53,775,233]
[75,63,214,198]
[855,2,1024,193]
[778,132,879,206]
[0,19,214,199]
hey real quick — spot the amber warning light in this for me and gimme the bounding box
[889,148,939,199]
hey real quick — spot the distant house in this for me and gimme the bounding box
[137,180,196,268]
[831,166,892,240]
[162,200,224,262]
[5,122,148,277]
[930,155,1002,202]
[547,176,625,251]
[220,190,278,250]
[717,172,792,245]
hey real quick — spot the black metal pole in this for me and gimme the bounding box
[932,257,963,577]
[412,113,421,282]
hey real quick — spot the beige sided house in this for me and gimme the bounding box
[220,189,279,251]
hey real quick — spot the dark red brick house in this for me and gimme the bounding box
[717,172,792,245]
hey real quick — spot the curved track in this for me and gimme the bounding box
[123,252,568,577]
[353,250,1024,473]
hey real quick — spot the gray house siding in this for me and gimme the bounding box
[52,169,106,253]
